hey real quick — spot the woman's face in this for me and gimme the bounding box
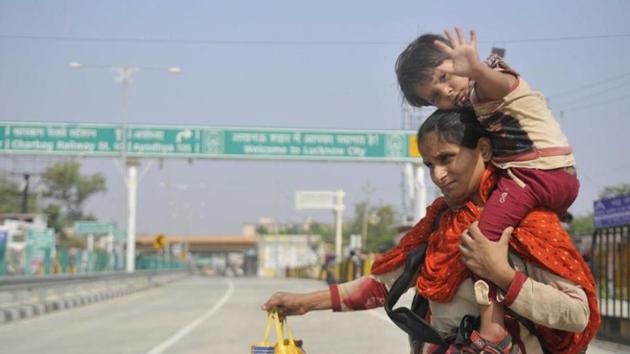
[418,131,491,208]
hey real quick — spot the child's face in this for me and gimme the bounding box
[414,60,470,110]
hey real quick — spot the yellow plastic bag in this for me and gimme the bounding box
[251,311,305,354]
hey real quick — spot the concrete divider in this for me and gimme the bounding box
[0,270,190,325]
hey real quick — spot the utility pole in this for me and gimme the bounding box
[361,183,375,250]
[21,173,30,213]
[10,169,42,214]
[401,102,428,223]
[69,61,181,272]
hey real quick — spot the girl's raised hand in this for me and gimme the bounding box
[434,27,483,78]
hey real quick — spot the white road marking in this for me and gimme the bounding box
[145,279,235,354]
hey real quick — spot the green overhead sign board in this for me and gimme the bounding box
[0,122,121,155]
[1,122,419,162]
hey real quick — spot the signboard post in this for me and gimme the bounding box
[0,230,7,276]
[296,190,345,262]
[594,195,630,228]
[25,229,55,275]
[74,222,115,272]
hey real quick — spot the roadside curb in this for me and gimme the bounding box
[0,272,189,325]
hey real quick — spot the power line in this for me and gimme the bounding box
[548,71,630,98]
[558,92,630,112]
[494,33,630,43]
[550,79,630,108]
[0,34,403,46]
[1,32,630,46]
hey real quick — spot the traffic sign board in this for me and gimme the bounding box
[295,191,338,210]
[27,228,55,249]
[1,122,421,162]
[0,122,120,155]
[127,126,201,156]
[215,128,416,162]
[594,194,630,228]
[74,221,114,235]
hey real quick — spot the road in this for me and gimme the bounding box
[0,275,626,354]
[0,276,409,353]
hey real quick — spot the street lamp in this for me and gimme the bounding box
[69,61,181,273]
[68,61,181,110]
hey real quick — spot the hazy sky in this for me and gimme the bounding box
[1,1,629,236]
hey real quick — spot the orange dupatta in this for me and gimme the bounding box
[371,167,600,353]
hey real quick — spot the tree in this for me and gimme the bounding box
[599,183,630,199]
[255,225,270,235]
[569,214,594,236]
[309,221,335,245]
[41,161,106,232]
[348,201,398,252]
[0,173,38,213]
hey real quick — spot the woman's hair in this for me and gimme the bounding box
[396,34,450,107]
[417,109,488,150]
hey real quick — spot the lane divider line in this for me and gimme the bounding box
[145,279,235,354]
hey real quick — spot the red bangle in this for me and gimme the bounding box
[501,271,528,306]
[329,284,342,312]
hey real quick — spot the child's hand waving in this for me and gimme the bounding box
[434,27,483,79]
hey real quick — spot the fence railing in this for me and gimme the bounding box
[285,254,377,284]
[592,224,630,345]
[2,247,186,277]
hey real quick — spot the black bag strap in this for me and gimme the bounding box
[384,244,448,348]
[384,207,450,353]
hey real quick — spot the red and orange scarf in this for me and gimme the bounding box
[372,167,600,354]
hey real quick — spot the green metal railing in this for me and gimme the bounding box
[1,246,186,277]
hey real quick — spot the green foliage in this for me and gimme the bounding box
[0,173,39,213]
[278,224,302,235]
[599,183,630,199]
[0,174,24,213]
[255,225,269,235]
[41,161,106,232]
[309,222,335,245]
[256,201,398,255]
[347,201,398,252]
[569,213,594,236]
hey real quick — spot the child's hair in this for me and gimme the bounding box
[396,34,450,107]
[417,108,488,150]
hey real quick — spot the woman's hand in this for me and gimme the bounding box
[261,292,308,317]
[458,222,516,290]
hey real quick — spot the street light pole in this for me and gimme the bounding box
[69,61,181,272]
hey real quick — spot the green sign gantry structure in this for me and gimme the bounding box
[0,122,420,162]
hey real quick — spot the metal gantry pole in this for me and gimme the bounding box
[413,163,427,221]
[334,190,345,262]
[126,159,139,272]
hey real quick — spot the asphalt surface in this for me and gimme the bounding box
[0,275,626,354]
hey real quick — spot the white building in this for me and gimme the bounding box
[257,234,322,278]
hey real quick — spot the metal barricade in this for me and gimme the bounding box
[592,224,630,344]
